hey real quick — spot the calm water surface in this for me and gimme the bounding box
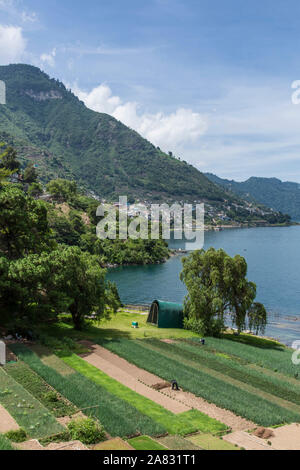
[108,226,300,345]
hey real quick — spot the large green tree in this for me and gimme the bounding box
[7,246,120,330]
[0,185,52,259]
[46,178,77,202]
[180,248,267,336]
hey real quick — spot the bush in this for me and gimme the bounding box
[67,418,105,445]
[43,391,59,403]
[5,429,27,443]
[183,317,204,335]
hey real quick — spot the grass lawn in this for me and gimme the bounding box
[186,433,240,451]
[63,353,227,436]
[41,310,199,341]
[128,436,168,451]
[0,434,15,451]
[0,369,63,439]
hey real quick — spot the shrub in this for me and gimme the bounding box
[67,418,105,445]
[184,317,225,337]
[5,429,27,443]
[183,317,204,335]
[43,391,59,403]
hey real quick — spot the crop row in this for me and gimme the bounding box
[0,368,63,439]
[10,344,165,438]
[97,338,300,427]
[186,337,298,377]
[4,361,77,418]
[62,353,226,436]
[142,338,300,406]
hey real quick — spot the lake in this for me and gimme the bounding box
[107,225,300,346]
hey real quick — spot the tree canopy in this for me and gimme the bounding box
[180,248,267,336]
[0,185,52,259]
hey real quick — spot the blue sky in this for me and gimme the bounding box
[1,0,300,181]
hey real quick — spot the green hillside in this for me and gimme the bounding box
[206,173,300,221]
[0,64,227,202]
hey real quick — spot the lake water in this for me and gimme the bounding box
[107,226,300,346]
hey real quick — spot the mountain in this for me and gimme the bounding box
[0,64,291,226]
[0,64,228,203]
[206,173,300,221]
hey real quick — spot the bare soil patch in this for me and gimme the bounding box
[16,439,88,451]
[223,431,273,451]
[57,411,87,428]
[55,203,70,216]
[151,382,170,391]
[254,427,274,440]
[261,423,300,450]
[0,405,19,433]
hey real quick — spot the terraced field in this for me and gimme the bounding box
[9,344,166,438]
[3,315,300,451]
[96,337,300,427]
[0,368,63,439]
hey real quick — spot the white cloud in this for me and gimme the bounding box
[0,0,13,11]
[0,24,26,64]
[21,11,38,23]
[72,83,207,151]
[40,48,56,67]
[0,1,38,23]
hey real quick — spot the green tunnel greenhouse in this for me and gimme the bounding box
[147,300,184,329]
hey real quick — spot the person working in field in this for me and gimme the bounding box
[171,380,179,391]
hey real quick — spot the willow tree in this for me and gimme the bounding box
[180,248,267,336]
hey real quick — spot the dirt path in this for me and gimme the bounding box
[79,342,253,431]
[223,431,273,450]
[164,388,254,431]
[0,404,19,433]
[16,439,88,451]
[79,343,189,414]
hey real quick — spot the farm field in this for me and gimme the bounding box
[62,352,226,436]
[157,435,202,450]
[128,436,168,450]
[186,433,240,451]
[9,344,166,438]
[93,334,300,426]
[4,361,77,418]
[2,311,300,451]
[0,368,63,439]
